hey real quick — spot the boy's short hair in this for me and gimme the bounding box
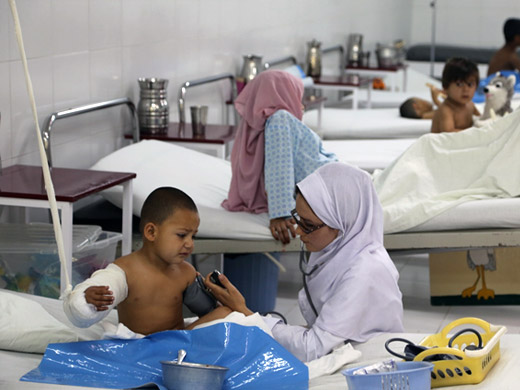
[504,18,520,43]
[139,187,198,232]
[441,57,479,89]
[399,98,421,119]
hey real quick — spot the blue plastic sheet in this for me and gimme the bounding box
[473,70,520,103]
[21,323,308,390]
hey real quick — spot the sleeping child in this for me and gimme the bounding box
[399,83,445,119]
[63,187,231,336]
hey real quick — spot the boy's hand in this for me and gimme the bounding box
[84,286,114,311]
[204,273,253,316]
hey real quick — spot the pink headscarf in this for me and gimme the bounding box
[222,70,304,213]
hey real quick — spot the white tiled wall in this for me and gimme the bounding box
[410,0,520,48]
[1,0,413,169]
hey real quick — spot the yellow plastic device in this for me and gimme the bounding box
[414,317,506,387]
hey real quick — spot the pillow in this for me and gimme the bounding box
[0,290,78,353]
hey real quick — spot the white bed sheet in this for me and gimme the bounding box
[323,138,415,172]
[303,108,432,139]
[90,140,520,239]
[304,98,519,141]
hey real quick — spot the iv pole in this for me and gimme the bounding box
[430,0,437,78]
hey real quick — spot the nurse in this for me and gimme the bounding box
[206,162,404,362]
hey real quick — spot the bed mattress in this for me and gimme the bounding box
[303,108,432,139]
[323,138,415,172]
[90,140,520,240]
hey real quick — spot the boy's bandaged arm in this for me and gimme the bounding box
[63,263,128,328]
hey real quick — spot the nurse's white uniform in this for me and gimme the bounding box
[265,162,404,362]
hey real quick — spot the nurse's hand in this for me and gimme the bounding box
[204,273,253,316]
[270,217,296,244]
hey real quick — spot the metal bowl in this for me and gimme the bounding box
[160,360,229,390]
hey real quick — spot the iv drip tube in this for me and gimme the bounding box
[8,0,72,295]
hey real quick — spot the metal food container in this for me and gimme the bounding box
[376,44,398,68]
[137,77,169,134]
[161,360,228,390]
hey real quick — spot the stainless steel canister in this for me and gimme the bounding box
[306,39,322,77]
[240,54,263,83]
[137,78,169,134]
[346,33,363,67]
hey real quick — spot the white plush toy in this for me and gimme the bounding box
[475,72,516,127]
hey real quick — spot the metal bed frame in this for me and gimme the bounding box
[192,228,520,255]
[40,98,520,259]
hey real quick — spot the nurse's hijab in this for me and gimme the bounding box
[297,162,403,341]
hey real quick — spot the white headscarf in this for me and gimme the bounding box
[297,162,403,341]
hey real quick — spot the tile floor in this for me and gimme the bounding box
[273,253,520,335]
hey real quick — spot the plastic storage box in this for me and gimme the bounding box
[0,223,122,298]
[224,252,280,313]
[342,361,434,390]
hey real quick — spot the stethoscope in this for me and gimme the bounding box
[299,241,319,317]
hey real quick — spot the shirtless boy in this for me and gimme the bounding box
[431,58,481,133]
[487,18,520,75]
[64,187,230,335]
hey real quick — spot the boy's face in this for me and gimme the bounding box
[151,208,200,265]
[446,77,477,105]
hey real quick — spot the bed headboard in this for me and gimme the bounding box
[41,98,139,168]
[177,73,238,125]
[406,44,497,64]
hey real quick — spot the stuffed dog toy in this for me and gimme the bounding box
[475,72,516,126]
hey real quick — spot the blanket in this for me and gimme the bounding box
[21,323,308,390]
[373,109,520,233]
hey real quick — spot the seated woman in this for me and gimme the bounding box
[222,70,337,244]
[210,162,404,362]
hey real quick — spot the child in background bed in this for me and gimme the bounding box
[431,57,481,133]
[487,18,520,75]
[399,83,445,119]
[63,187,231,336]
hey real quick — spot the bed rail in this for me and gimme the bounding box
[177,73,238,124]
[322,44,345,73]
[42,97,139,167]
[191,229,520,256]
[263,55,298,70]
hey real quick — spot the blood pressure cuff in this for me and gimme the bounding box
[21,323,309,390]
[183,274,217,317]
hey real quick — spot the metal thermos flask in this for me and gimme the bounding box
[240,54,263,83]
[306,39,322,77]
[347,33,364,67]
[137,78,169,134]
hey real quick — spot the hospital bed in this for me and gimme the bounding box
[36,98,520,260]
[1,288,519,390]
[303,99,520,140]
[88,138,520,256]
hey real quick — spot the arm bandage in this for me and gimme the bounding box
[63,263,128,328]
